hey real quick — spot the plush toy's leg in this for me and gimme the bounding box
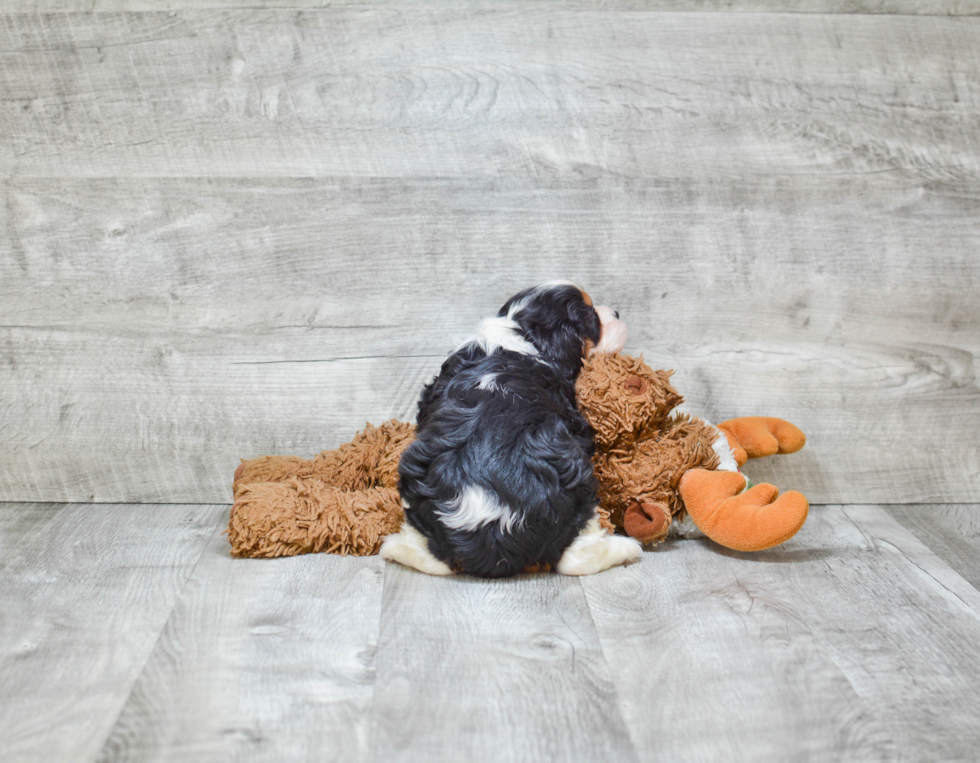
[233,420,416,498]
[679,469,808,552]
[622,500,672,545]
[233,456,316,496]
[229,480,403,558]
[715,417,806,468]
[556,513,643,575]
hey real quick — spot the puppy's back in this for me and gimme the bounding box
[398,352,598,577]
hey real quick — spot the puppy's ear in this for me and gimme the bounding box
[535,291,601,381]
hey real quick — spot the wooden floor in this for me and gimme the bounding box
[4,1,980,760]
[2,501,980,762]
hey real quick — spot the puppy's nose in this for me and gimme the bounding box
[613,310,620,319]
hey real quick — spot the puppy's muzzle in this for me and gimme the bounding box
[593,305,627,355]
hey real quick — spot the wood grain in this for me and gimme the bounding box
[5,501,980,761]
[97,511,385,763]
[2,333,978,507]
[3,4,980,762]
[5,177,980,339]
[367,563,637,763]
[0,502,222,763]
[581,503,980,762]
[22,2,980,16]
[2,11,979,180]
[2,175,977,504]
[888,504,980,592]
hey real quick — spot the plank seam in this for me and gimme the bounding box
[575,576,644,763]
[87,505,229,763]
[14,9,980,19]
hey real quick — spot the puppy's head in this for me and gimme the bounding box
[497,281,627,380]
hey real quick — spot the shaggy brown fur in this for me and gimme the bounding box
[576,354,720,541]
[228,421,414,558]
[229,483,402,558]
[233,420,415,495]
[575,353,682,450]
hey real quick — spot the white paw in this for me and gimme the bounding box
[557,520,642,576]
[380,524,453,576]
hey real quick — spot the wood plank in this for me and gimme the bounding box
[0,500,67,555]
[888,504,980,592]
[5,176,980,340]
[97,516,385,763]
[2,11,979,179]
[367,564,638,763]
[1,175,978,504]
[21,2,980,16]
[0,346,438,504]
[581,503,980,762]
[0,502,222,763]
[2,332,978,507]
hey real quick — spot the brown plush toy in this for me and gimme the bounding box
[575,353,809,552]
[229,421,413,557]
[228,352,808,558]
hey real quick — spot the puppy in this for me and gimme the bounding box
[381,282,641,578]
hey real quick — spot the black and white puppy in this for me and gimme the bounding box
[380,282,641,578]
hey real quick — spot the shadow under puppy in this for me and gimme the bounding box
[381,282,641,578]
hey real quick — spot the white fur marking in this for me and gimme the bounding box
[710,425,741,472]
[458,282,594,357]
[535,279,581,291]
[476,315,539,355]
[593,305,628,355]
[506,281,582,321]
[380,523,453,576]
[477,373,499,391]
[556,515,642,576]
[457,315,540,357]
[506,297,532,320]
[439,485,519,533]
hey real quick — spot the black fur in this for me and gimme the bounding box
[397,284,604,578]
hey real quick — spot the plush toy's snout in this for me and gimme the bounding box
[623,500,671,544]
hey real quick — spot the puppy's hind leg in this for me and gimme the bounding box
[557,512,642,576]
[380,521,453,576]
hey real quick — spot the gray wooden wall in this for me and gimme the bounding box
[2,2,978,505]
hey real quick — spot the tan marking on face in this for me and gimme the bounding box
[580,289,593,307]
